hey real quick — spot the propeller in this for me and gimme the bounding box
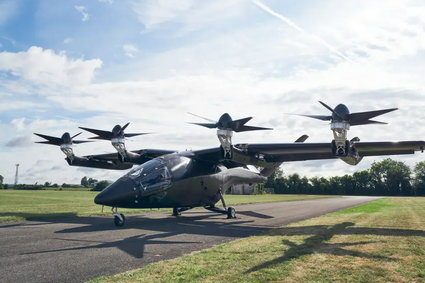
[79,123,149,140]
[297,101,398,126]
[188,112,272,132]
[34,132,91,146]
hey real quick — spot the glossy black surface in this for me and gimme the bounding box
[94,152,264,209]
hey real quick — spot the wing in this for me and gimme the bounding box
[67,149,176,170]
[235,140,425,163]
[235,143,335,162]
[353,141,425,156]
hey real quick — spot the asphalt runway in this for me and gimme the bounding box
[0,196,379,283]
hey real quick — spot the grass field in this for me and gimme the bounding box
[0,190,331,223]
[90,197,425,283]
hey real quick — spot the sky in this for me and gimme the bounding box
[1,0,425,184]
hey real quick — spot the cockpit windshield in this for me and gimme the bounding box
[126,158,171,185]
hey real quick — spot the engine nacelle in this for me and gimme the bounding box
[339,138,363,165]
[340,154,363,165]
[60,143,74,162]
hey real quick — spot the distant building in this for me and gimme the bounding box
[231,183,255,195]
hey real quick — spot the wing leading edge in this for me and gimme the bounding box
[67,149,176,170]
[235,141,425,163]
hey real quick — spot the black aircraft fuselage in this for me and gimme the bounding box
[94,153,266,209]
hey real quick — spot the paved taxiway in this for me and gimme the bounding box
[0,196,378,283]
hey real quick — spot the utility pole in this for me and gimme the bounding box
[14,164,19,186]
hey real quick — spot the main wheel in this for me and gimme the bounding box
[114,213,125,226]
[227,207,236,219]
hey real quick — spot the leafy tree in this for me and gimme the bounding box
[0,174,3,189]
[352,170,373,195]
[44,182,51,187]
[88,178,98,187]
[369,158,412,196]
[81,176,89,187]
[309,177,329,194]
[264,168,283,188]
[92,180,110,191]
[413,161,425,195]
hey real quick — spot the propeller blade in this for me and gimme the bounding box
[33,133,63,145]
[235,125,273,132]
[188,122,218,129]
[231,117,252,130]
[71,132,83,139]
[348,108,398,125]
[79,127,113,139]
[124,133,150,138]
[295,135,309,143]
[73,140,94,144]
[35,141,60,145]
[187,112,217,123]
[88,136,109,140]
[318,101,335,113]
[318,101,344,120]
[350,120,388,126]
[295,114,332,121]
[121,122,130,132]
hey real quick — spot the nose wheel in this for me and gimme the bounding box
[112,207,125,226]
[227,207,236,219]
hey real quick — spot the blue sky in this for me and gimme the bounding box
[1,0,425,184]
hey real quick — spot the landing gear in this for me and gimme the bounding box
[112,207,125,227]
[172,207,193,216]
[172,207,180,216]
[227,207,236,219]
[204,189,237,219]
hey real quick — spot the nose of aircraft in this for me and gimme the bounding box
[94,177,135,206]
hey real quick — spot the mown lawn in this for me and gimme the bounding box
[0,190,330,223]
[90,197,425,283]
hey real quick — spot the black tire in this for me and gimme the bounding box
[227,207,236,219]
[114,213,125,226]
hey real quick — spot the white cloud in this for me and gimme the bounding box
[11,118,26,131]
[131,0,194,29]
[131,0,247,33]
[0,46,102,86]
[63,37,73,44]
[123,44,139,58]
[5,135,32,147]
[75,5,89,22]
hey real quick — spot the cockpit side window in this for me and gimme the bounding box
[165,155,191,179]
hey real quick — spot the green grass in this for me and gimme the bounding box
[90,197,425,283]
[0,190,330,223]
[331,198,399,215]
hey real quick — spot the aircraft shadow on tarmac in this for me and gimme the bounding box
[0,212,79,228]
[22,212,267,259]
[20,213,425,262]
[246,222,425,273]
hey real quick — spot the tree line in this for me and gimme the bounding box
[264,158,425,196]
